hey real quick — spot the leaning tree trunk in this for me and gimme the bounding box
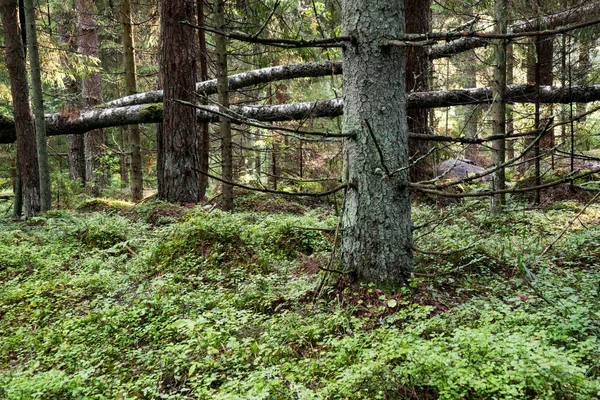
[24,0,51,211]
[341,0,413,285]
[491,0,507,215]
[76,0,106,196]
[120,0,143,201]
[405,0,431,182]
[0,0,41,217]
[158,0,199,202]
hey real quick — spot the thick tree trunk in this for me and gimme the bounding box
[0,0,41,217]
[56,12,85,184]
[76,0,106,196]
[197,0,210,200]
[405,0,431,182]
[158,0,199,202]
[341,0,412,285]
[491,0,507,215]
[215,0,233,210]
[120,0,143,201]
[24,0,51,211]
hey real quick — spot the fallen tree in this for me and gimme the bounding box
[104,60,343,108]
[1,83,599,144]
[429,1,600,58]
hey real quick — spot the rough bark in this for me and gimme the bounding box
[120,0,143,201]
[56,11,85,183]
[215,0,233,211]
[491,0,507,214]
[429,0,600,59]
[76,0,106,196]
[2,84,600,143]
[158,0,199,202]
[405,0,431,182]
[0,0,41,217]
[341,0,412,285]
[24,0,51,211]
[197,0,210,200]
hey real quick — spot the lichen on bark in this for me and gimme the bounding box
[340,0,413,285]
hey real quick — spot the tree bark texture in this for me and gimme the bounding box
[76,0,106,196]
[0,0,41,217]
[158,0,199,202]
[405,0,431,182]
[2,83,600,144]
[24,0,51,211]
[215,0,233,210]
[491,0,507,214]
[197,0,210,200]
[56,11,86,183]
[341,0,413,285]
[120,0,143,201]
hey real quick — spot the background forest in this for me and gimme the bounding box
[1,0,600,398]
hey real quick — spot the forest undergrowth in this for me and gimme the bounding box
[0,194,599,399]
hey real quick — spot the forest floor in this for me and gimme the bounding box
[0,194,599,399]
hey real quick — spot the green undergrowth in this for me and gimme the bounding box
[0,199,599,399]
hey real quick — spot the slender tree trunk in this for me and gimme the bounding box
[405,0,431,182]
[491,0,507,215]
[14,155,22,217]
[0,0,41,217]
[341,0,412,285]
[215,0,233,210]
[158,0,199,202]
[506,43,515,160]
[76,0,106,196]
[119,127,130,187]
[197,0,210,200]
[24,0,51,211]
[120,0,143,201]
[463,50,480,161]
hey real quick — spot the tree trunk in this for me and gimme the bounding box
[0,0,41,217]
[120,0,143,201]
[4,82,600,144]
[491,0,507,215]
[76,0,106,196]
[55,11,85,184]
[158,0,199,202]
[341,0,412,285]
[197,0,210,200]
[405,0,431,182]
[24,0,51,211]
[462,50,480,161]
[67,135,86,183]
[506,43,515,160]
[215,0,233,210]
